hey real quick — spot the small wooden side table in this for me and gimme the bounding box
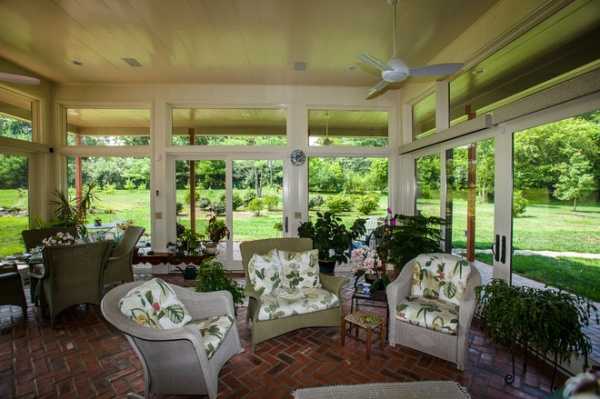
[341,310,386,360]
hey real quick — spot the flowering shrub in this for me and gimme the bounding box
[350,246,382,277]
[42,232,80,246]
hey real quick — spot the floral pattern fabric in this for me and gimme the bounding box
[188,314,234,359]
[248,249,282,296]
[395,296,459,335]
[119,278,192,329]
[277,249,321,289]
[410,254,471,305]
[257,288,340,321]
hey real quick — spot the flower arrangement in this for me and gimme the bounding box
[350,245,382,277]
[42,232,80,246]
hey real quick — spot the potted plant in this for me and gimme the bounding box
[350,245,391,291]
[195,257,245,310]
[205,216,230,254]
[476,278,599,372]
[377,212,445,273]
[297,211,366,273]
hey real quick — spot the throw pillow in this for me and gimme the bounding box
[247,249,282,296]
[278,249,321,289]
[438,255,471,306]
[119,278,192,329]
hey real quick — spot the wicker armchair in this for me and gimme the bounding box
[101,281,243,399]
[41,241,114,328]
[240,237,349,351]
[386,253,481,370]
[22,226,79,306]
[103,226,145,285]
[0,262,27,316]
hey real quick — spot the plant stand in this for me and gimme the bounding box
[505,339,564,391]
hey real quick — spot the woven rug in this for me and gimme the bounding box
[292,381,471,399]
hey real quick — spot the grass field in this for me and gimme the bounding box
[1,188,598,300]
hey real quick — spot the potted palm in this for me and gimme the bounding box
[297,211,366,273]
[205,216,230,255]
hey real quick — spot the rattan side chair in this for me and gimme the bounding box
[22,226,79,306]
[0,262,27,316]
[103,225,145,285]
[101,281,243,399]
[41,240,114,328]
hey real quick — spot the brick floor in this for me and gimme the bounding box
[0,269,584,399]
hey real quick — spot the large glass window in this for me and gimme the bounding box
[307,156,388,227]
[0,91,32,142]
[308,110,388,147]
[449,1,599,127]
[412,92,436,140]
[67,156,151,238]
[67,108,151,146]
[172,108,286,146]
[0,154,29,257]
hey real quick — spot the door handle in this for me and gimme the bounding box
[501,235,506,264]
[492,234,500,262]
[285,216,288,233]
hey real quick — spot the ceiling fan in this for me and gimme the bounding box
[356,0,463,99]
[0,72,40,85]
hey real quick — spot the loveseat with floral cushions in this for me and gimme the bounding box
[386,253,481,370]
[240,238,349,351]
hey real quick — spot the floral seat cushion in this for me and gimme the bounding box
[395,296,459,335]
[257,288,340,321]
[187,314,234,359]
[119,278,192,329]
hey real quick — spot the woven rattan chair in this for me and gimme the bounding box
[41,240,114,328]
[101,281,243,399]
[386,253,481,370]
[22,226,79,306]
[240,237,349,351]
[0,262,27,316]
[103,226,145,285]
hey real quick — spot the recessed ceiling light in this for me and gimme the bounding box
[242,113,250,117]
[72,60,83,66]
[294,62,307,71]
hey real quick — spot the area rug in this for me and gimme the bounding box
[292,381,471,399]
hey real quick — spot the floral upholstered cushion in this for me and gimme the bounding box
[248,249,282,296]
[257,288,340,321]
[119,278,192,329]
[438,256,471,306]
[278,249,321,290]
[395,296,459,335]
[187,314,234,359]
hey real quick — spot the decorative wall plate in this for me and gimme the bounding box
[290,149,306,165]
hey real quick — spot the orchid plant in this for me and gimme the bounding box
[42,232,80,246]
[350,245,382,277]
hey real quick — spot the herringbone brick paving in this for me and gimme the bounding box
[0,271,571,398]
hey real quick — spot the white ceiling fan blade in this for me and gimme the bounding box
[366,80,390,99]
[356,53,393,72]
[408,63,464,77]
[0,72,40,85]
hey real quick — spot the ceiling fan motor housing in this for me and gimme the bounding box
[382,56,408,82]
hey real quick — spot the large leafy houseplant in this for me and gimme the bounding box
[195,257,245,308]
[377,212,445,273]
[476,279,599,371]
[297,211,366,267]
[206,216,230,244]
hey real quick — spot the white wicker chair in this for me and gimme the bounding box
[386,253,481,370]
[101,281,242,399]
